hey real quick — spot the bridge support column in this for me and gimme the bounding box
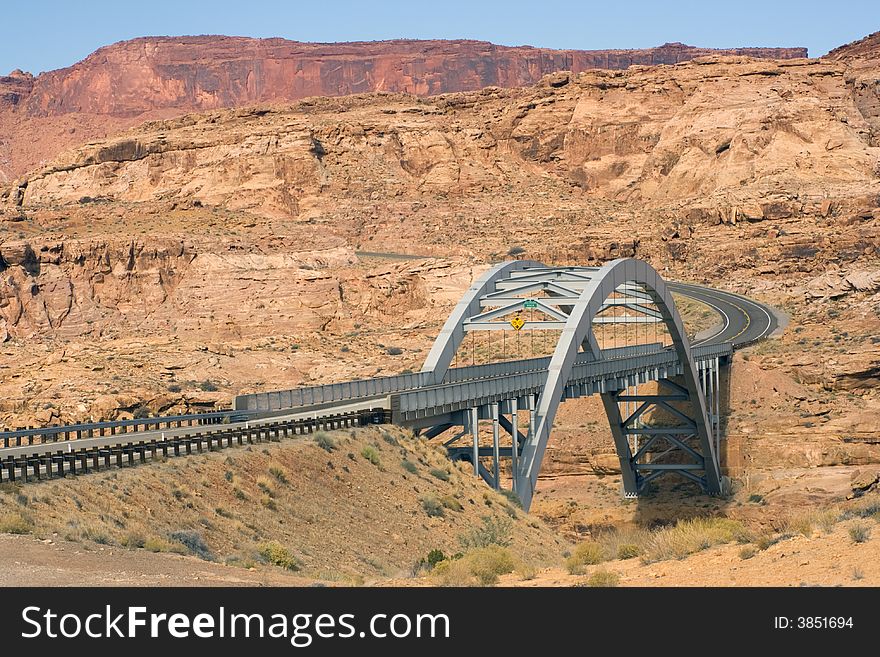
[510,399,519,494]
[600,392,640,497]
[527,395,536,444]
[491,403,500,490]
[714,357,720,458]
[470,406,480,477]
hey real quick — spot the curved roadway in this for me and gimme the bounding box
[669,282,778,349]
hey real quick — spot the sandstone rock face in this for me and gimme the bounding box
[10,57,877,215]
[0,37,807,181]
[825,31,880,146]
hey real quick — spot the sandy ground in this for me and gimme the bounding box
[0,534,319,587]
[506,519,880,587]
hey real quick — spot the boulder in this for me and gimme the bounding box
[590,453,622,475]
[844,270,880,292]
[0,240,38,274]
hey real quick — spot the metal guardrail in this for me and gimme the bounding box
[0,408,391,484]
[0,410,246,449]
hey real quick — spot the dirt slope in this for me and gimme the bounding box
[0,425,566,585]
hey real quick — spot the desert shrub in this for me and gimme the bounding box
[431,558,472,586]
[642,517,748,563]
[268,464,289,484]
[199,380,219,392]
[781,513,814,538]
[467,546,516,585]
[401,459,418,474]
[421,495,445,518]
[167,384,182,393]
[616,543,642,560]
[132,406,151,419]
[256,476,276,497]
[429,468,450,482]
[747,493,764,504]
[233,487,247,500]
[386,346,403,356]
[507,245,526,256]
[0,512,33,534]
[565,541,605,574]
[260,495,277,511]
[381,431,399,446]
[515,561,537,581]
[739,545,758,560]
[414,548,448,574]
[433,546,515,586]
[314,432,335,452]
[596,527,650,562]
[143,537,186,554]
[122,532,146,548]
[259,542,300,571]
[170,530,213,560]
[459,515,513,549]
[439,495,463,512]
[215,507,233,518]
[80,525,112,545]
[755,533,785,551]
[849,522,872,544]
[425,549,447,568]
[360,445,381,466]
[842,497,880,520]
[224,470,234,483]
[582,569,620,587]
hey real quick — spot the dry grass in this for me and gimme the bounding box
[565,541,605,574]
[849,522,872,544]
[360,445,381,466]
[259,542,300,571]
[739,545,758,560]
[595,527,651,561]
[641,518,749,563]
[433,546,516,586]
[581,569,620,587]
[0,512,33,534]
[0,426,566,580]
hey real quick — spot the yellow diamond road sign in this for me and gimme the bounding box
[510,316,525,331]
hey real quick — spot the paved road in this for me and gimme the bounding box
[670,282,778,349]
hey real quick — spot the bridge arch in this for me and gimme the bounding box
[421,257,722,510]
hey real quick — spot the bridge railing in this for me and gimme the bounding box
[391,343,732,420]
[232,342,678,413]
[0,410,243,449]
[234,342,731,413]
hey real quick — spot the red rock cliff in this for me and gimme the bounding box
[12,36,808,117]
[0,36,808,180]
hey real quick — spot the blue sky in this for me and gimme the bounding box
[1,0,878,75]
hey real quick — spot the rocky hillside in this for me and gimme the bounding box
[0,37,807,181]
[825,31,880,145]
[6,55,878,218]
[0,424,566,584]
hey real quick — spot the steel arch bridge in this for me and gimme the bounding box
[1,258,777,512]
[418,258,729,509]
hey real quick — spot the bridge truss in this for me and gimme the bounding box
[420,258,724,510]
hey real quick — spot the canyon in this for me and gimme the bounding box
[0,31,878,585]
